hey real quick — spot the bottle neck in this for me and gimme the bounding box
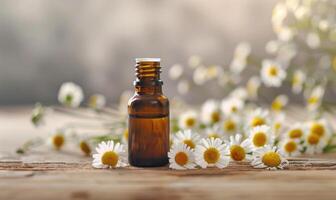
[134,60,163,95]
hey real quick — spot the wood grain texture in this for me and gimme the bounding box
[1,107,336,200]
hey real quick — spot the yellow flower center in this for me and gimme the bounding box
[123,129,129,140]
[288,129,303,139]
[52,134,64,150]
[307,96,319,105]
[89,95,98,108]
[185,118,196,127]
[253,132,267,147]
[175,152,189,166]
[231,106,238,113]
[230,145,246,161]
[307,133,320,145]
[101,151,119,167]
[310,123,325,137]
[79,141,91,156]
[208,133,219,139]
[332,56,336,72]
[268,66,278,77]
[204,147,220,164]
[251,117,265,127]
[271,100,283,111]
[274,122,282,132]
[224,120,236,132]
[211,112,220,123]
[262,151,281,167]
[284,141,297,153]
[183,139,195,149]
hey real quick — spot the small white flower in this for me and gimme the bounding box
[271,95,288,113]
[225,134,252,161]
[193,65,207,85]
[88,94,106,110]
[221,115,241,136]
[230,42,251,74]
[306,119,331,141]
[294,5,311,20]
[201,99,221,125]
[48,131,66,150]
[303,132,328,155]
[188,55,202,68]
[195,138,229,169]
[204,125,224,139]
[284,123,306,140]
[247,125,275,149]
[306,32,320,49]
[265,40,280,54]
[246,108,269,128]
[279,138,302,157]
[251,145,288,170]
[173,129,201,150]
[229,87,248,101]
[271,113,286,137]
[58,82,84,107]
[261,60,286,87]
[220,97,244,116]
[179,110,198,129]
[306,85,325,112]
[246,76,261,100]
[292,70,306,94]
[177,79,190,95]
[169,64,184,80]
[92,140,127,168]
[168,143,196,170]
[277,27,294,42]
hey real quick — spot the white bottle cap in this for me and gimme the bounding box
[135,58,161,62]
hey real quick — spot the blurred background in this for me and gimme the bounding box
[0,0,278,105]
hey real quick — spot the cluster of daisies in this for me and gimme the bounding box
[91,96,334,170]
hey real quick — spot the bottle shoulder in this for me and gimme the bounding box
[128,93,169,116]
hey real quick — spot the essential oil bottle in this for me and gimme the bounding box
[128,58,169,167]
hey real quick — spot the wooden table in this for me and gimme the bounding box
[1,106,336,200]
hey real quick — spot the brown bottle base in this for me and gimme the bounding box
[128,156,168,167]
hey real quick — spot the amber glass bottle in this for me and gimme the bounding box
[128,58,169,167]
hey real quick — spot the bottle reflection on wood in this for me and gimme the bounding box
[128,58,169,167]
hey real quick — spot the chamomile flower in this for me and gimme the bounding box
[195,138,229,169]
[92,140,127,168]
[229,42,251,75]
[169,64,184,80]
[246,76,261,100]
[306,119,331,140]
[251,145,288,170]
[58,82,84,108]
[271,113,285,137]
[88,94,106,110]
[229,87,248,101]
[173,129,201,150]
[247,125,275,149]
[260,59,286,87]
[306,85,325,112]
[168,143,196,170]
[303,132,327,155]
[31,103,46,127]
[246,108,269,129]
[201,99,221,125]
[284,123,306,139]
[204,125,224,139]
[225,134,252,161]
[221,115,241,136]
[79,140,92,156]
[49,131,65,150]
[271,95,288,113]
[179,110,198,129]
[279,138,302,157]
[220,97,244,116]
[292,70,306,94]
